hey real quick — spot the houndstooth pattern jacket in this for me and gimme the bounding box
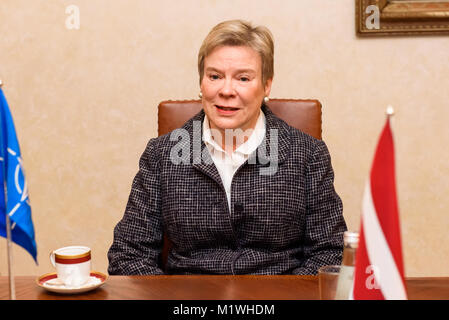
[107,105,347,275]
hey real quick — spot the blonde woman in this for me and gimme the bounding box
[108,20,346,275]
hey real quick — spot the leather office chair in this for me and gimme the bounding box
[157,98,322,270]
[158,99,322,139]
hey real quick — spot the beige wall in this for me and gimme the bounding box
[0,0,448,277]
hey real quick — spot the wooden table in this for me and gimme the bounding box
[1,275,448,300]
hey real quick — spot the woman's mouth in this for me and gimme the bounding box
[215,105,239,115]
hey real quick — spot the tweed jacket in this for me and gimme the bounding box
[108,105,347,275]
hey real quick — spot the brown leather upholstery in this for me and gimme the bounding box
[157,98,322,270]
[158,99,322,139]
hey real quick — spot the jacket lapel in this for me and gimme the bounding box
[247,104,291,167]
[184,110,224,186]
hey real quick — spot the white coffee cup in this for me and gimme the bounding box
[49,246,91,288]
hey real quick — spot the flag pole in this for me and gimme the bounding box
[386,105,395,133]
[0,79,16,300]
[4,183,16,300]
[386,105,395,118]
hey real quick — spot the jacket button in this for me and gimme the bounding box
[234,202,244,213]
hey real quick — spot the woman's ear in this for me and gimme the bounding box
[264,78,273,97]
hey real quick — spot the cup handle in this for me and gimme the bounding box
[49,251,56,267]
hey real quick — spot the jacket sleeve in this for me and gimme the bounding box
[107,138,165,275]
[292,139,347,275]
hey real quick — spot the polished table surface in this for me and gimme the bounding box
[1,275,448,300]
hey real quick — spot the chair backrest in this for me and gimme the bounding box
[158,98,322,139]
[156,98,322,270]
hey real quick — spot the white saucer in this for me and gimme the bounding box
[36,271,108,294]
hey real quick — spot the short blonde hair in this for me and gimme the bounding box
[198,19,274,85]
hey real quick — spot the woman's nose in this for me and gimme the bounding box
[219,78,235,97]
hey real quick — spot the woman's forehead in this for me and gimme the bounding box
[204,46,262,72]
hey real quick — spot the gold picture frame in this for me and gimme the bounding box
[356,0,449,36]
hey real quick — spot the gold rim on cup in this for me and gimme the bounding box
[51,247,92,265]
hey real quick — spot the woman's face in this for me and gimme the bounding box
[200,45,272,136]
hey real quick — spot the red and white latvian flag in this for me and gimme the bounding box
[353,113,407,300]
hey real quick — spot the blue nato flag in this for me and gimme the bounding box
[0,87,37,263]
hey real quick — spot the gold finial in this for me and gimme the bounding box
[386,105,395,117]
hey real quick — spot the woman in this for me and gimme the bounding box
[108,20,346,275]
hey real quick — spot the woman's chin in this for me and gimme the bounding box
[210,121,243,132]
